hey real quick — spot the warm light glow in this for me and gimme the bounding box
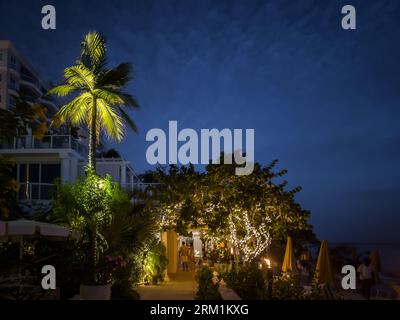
[264,258,271,268]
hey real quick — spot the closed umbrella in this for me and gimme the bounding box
[369,250,381,283]
[315,240,335,286]
[282,236,295,272]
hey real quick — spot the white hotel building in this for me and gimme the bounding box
[0,40,141,206]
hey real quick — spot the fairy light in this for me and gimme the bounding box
[228,207,271,262]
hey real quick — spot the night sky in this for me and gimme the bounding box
[1,0,399,243]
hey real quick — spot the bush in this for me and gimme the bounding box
[271,271,306,299]
[195,267,221,300]
[143,242,168,285]
[221,262,265,300]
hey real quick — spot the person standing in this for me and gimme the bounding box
[358,257,375,300]
[180,242,189,272]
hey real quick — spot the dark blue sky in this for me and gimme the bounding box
[1,0,400,243]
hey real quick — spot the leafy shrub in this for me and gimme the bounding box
[221,262,265,300]
[271,271,306,299]
[195,267,221,300]
[143,241,168,285]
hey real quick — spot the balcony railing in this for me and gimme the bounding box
[0,135,88,157]
[18,182,159,202]
[20,73,40,87]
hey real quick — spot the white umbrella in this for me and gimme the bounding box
[0,219,80,260]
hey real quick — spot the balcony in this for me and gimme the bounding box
[0,135,88,158]
[20,74,43,95]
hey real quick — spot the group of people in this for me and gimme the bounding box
[179,242,196,271]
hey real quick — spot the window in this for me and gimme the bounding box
[17,163,61,200]
[41,164,61,183]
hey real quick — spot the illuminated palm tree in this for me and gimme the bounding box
[48,31,138,174]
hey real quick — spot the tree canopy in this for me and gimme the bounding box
[140,156,316,262]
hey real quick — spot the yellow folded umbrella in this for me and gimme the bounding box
[315,240,335,286]
[282,236,295,272]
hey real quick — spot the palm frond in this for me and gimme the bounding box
[97,63,132,88]
[64,65,95,91]
[117,106,138,133]
[56,92,92,126]
[120,92,139,109]
[93,89,124,105]
[78,31,107,73]
[97,99,124,141]
[47,84,78,97]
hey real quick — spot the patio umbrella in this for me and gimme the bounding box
[282,236,295,272]
[0,219,80,260]
[369,250,381,283]
[315,240,335,286]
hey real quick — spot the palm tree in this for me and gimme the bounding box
[48,31,138,174]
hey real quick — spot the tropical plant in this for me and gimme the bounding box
[51,174,122,284]
[48,31,139,173]
[143,242,168,285]
[195,267,221,300]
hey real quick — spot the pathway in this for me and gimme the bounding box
[136,270,197,300]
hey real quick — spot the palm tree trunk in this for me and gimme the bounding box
[88,98,97,174]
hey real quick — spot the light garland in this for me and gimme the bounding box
[228,207,271,262]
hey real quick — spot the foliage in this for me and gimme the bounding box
[140,158,316,263]
[195,267,221,300]
[271,271,306,300]
[0,157,19,220]
[50,176,163,290]
[96,255,128,285]
[48,31,139,172]
[0,94,48,140]
[51,174,129,284]
[221,262,266,300]
[143,241,168,285]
